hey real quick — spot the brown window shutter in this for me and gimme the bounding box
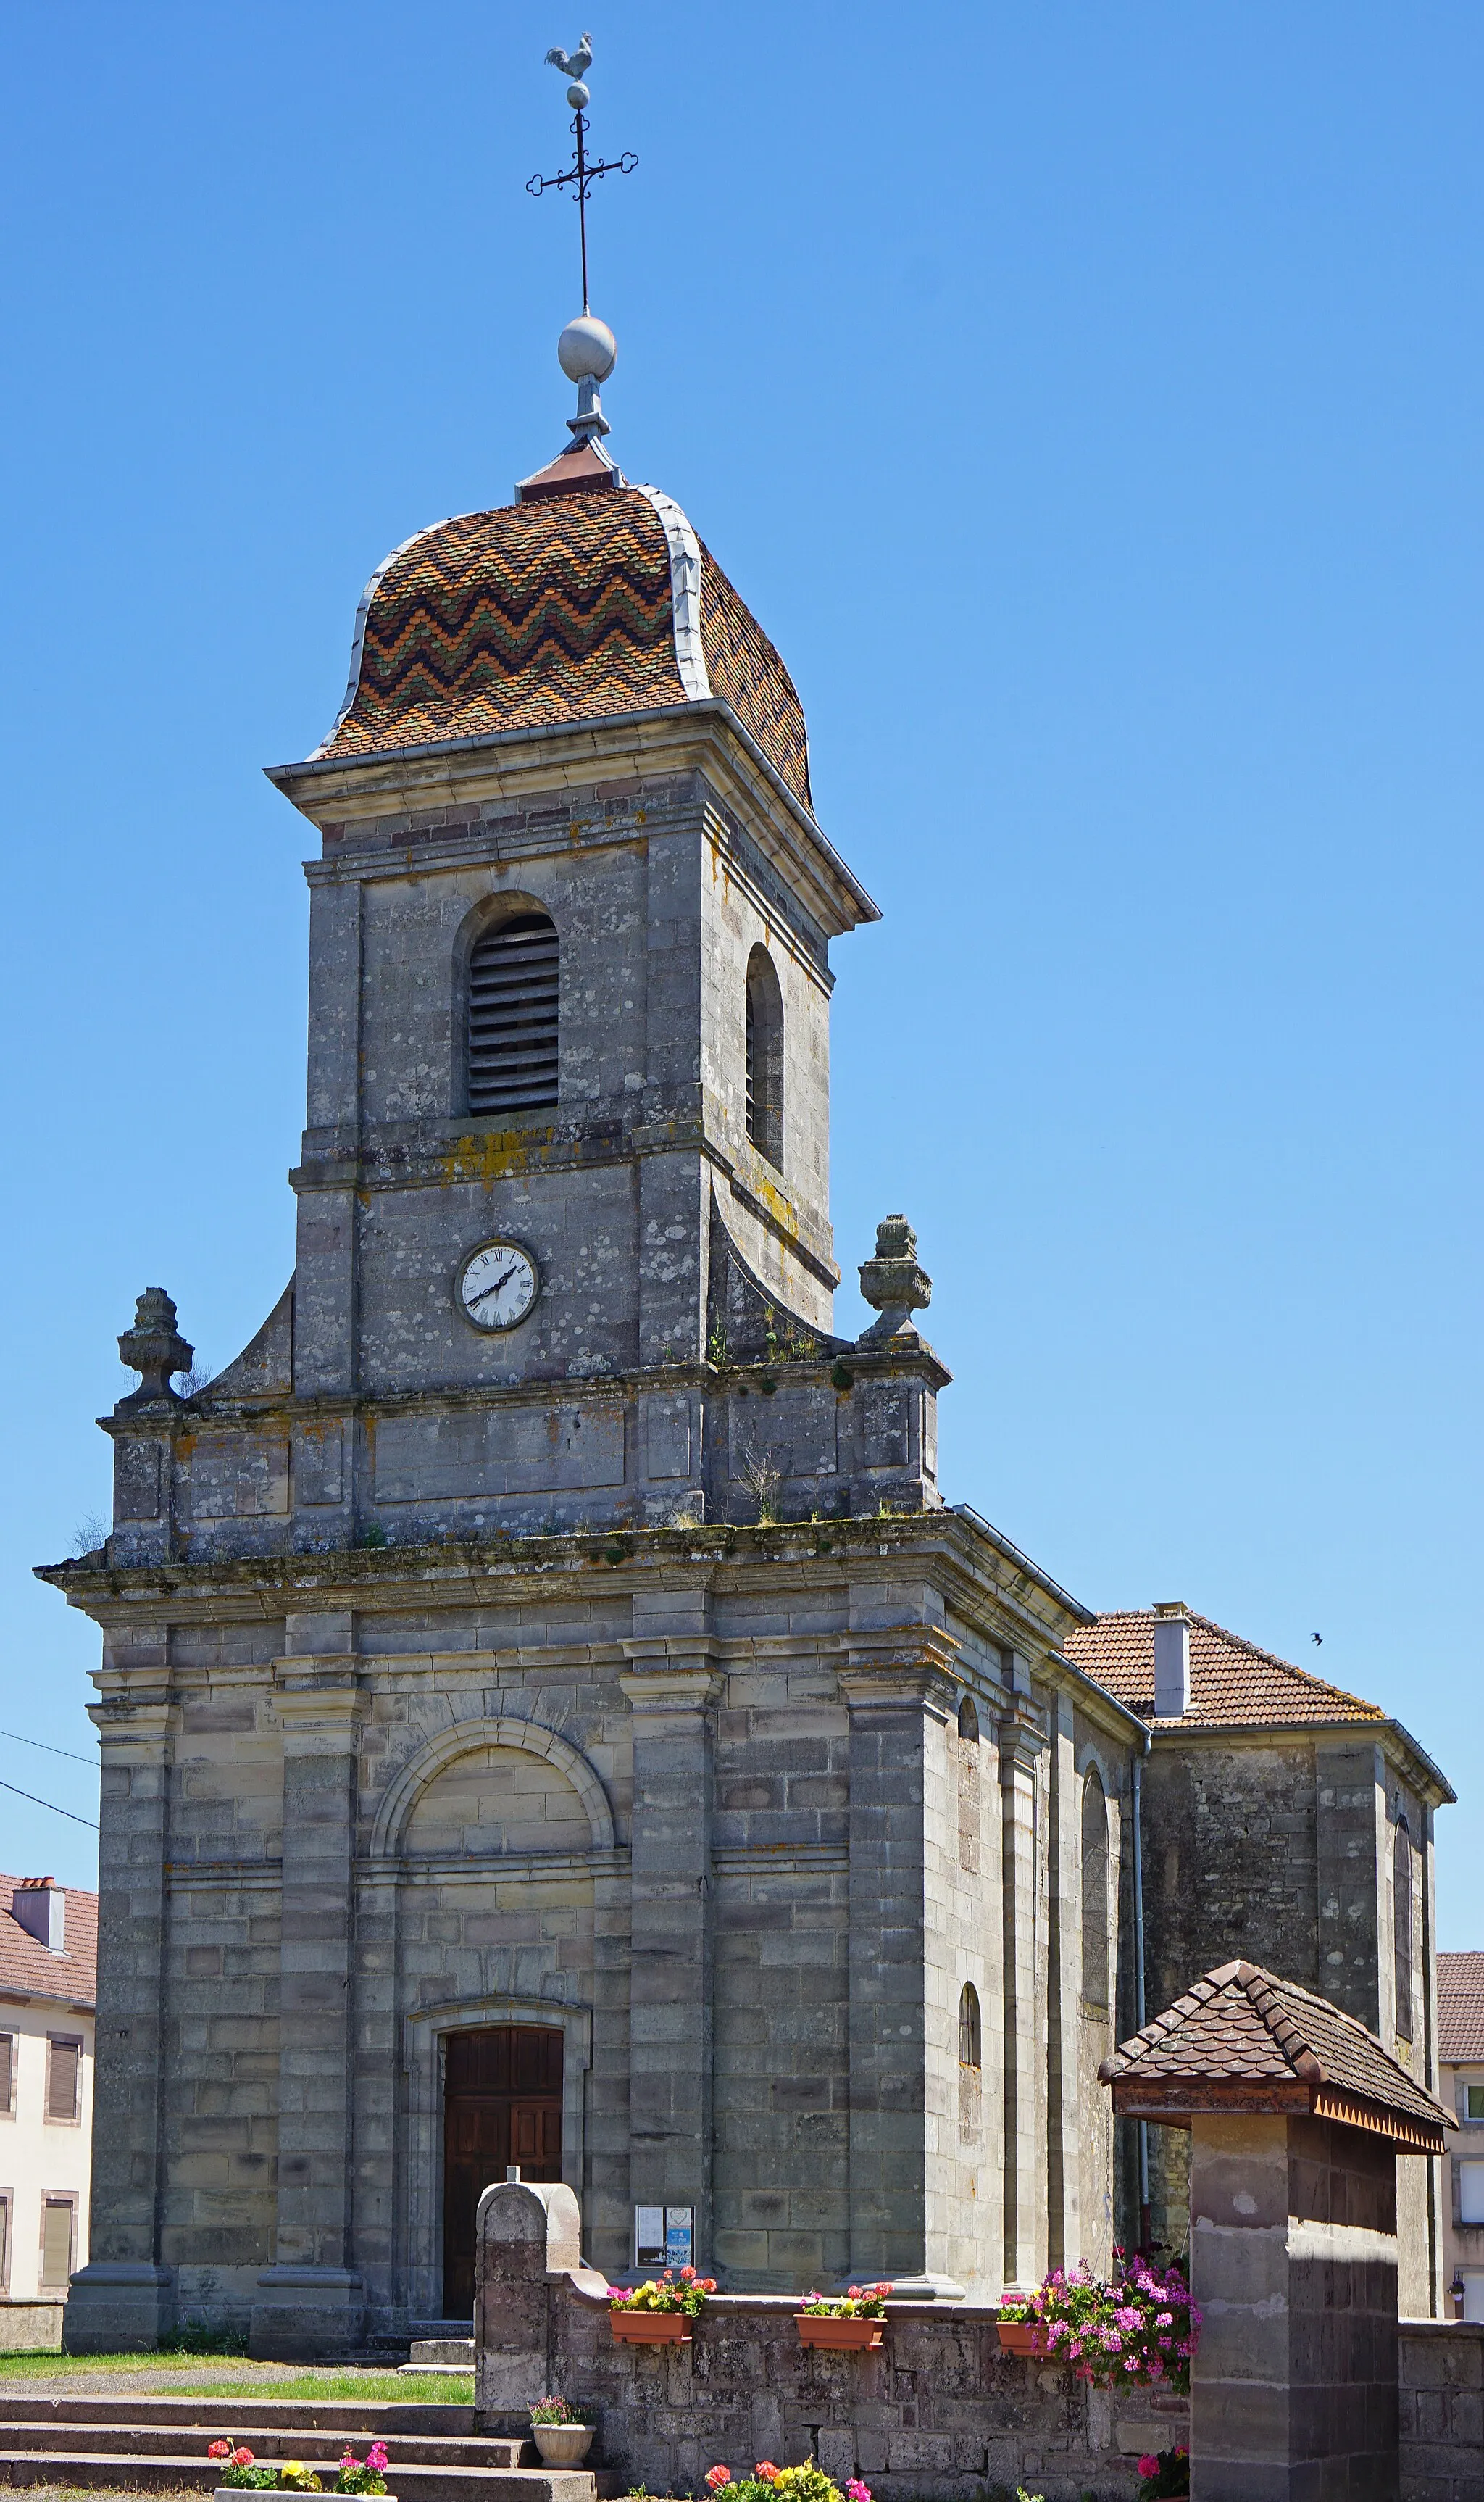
[47,2039,80,2121]
[40,2198,73,2287]
[0,2035,12,2112]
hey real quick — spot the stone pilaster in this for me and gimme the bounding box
[251,1614,364,2358]
[1315,1740,1386,2031]
[621,1592,722,2263]
[839,1626,959,2289]
[1045,1687,1080,2274]
[999,1669,1045,2292]
[64,1650,178,2352]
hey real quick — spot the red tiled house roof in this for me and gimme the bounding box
[1099,1958,1450,2151]
[0,1876,97,2006]
[1438,1953,1484,2064]
[1064,1608,1386,1729]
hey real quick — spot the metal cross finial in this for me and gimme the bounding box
[527,33,637,315]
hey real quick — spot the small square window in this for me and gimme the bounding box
[1467,2085,1484,2123]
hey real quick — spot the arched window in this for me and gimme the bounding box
[958,1982,981,2069]
[1081,1769,1110,2010]
[957,1696,979,1743]
[467,913,559,1118]
[1394,1815,1414,2045]
[744,944,783,1167]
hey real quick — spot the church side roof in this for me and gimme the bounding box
[312,486,813,808]
[1439,1953,1484,2064]
[1099,1957,1450,2149]
[1063,1607,1386,1730]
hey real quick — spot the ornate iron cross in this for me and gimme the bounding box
[527,34,637,314]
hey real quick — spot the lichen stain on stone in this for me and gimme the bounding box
[438,1129,555,1192]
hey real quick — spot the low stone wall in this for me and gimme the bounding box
[1400,2321,1484,2502]
[0,2299,65,2353]
[484,2270,1187,2499]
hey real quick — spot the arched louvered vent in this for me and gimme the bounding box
[467,913,559,1118]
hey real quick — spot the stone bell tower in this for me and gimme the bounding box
[43,225,1135,2360]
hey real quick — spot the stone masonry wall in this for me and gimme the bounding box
[492,2275,1188,2501]
[1398,2321,1484,2502]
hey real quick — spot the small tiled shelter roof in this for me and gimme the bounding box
[312,475,812,807]
[0,1876,97,2006]
[1064,1608,1386,1729]
[1438,1953,1484,2064]
[1099,1959,1449,2153]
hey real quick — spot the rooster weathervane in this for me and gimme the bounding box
[527,31,638,317]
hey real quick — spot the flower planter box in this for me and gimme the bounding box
[532,2427,593,2466]
[610,2309,691,2345]
[996,2320,1051,2357]
[214,2491,398,2501]
[796,2315,885,2351]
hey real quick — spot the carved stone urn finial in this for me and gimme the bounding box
[116,1288,194,1410]
[858,1214,932,1339]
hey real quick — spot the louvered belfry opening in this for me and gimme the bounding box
[467,913,559,1118]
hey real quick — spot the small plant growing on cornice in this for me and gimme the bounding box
[830,1361,854,1393]
[707,1321,730,1366]
[356,1523,388,1550]
[740,1450,783,1528]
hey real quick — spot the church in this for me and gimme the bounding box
[43,280,1452,2358]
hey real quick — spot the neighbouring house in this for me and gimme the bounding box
[0,1875,96,2349]
[1438,1950,1484,2318]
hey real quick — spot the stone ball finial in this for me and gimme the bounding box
[558,313,617,382]
[116,1288,194,1410]
[859,1215,932,1339]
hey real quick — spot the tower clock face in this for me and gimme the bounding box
[456,1240,539,1333]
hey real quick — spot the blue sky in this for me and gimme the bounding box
[1,4,1478,1942]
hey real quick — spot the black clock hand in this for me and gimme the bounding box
[467,1265,521,1310]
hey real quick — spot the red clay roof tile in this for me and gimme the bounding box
[1064,1608,1385,1729]
[0,1874,96,2007]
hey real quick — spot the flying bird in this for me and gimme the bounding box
[545,33,593,79]
[1311,1632,1323,1646]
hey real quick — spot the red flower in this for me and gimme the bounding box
[704,2471,732,2493]
[230,2449,254,2469]
[756,2464,780,2482]
[680,2266,697,2281]
[208,2442,232,2461]
[702,2277,717,2293]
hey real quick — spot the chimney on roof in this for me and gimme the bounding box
[12,1878,66,1953]
[1152,1604,1191,1720]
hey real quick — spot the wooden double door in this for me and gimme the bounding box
[442,2026,563,2318]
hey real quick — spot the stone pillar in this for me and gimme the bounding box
[64,1656,178,2352]
[251,1618,364,2358]
[999,1671,1045,2292]
[621,1599,721,2264]
[840,1629,959,2288]
[475,2177,597,2414]
[1189,2110,1400,2502]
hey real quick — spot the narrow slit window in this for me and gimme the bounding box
[743,945,783,1168]
[1081,1770,1110,2010]
[467,913,559,1119]
[1394,1816,1414,2045]
[958,1982,982,2069]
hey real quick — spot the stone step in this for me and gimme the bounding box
[0,2424,528,2469]
[0,2402,478,2435]
[407,2345,476,2370]
[0,2453,594,2502]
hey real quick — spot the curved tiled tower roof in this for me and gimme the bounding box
[314,465,812,808]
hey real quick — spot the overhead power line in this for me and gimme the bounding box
[0,1778,99,1830]
[0,1728,95,1767]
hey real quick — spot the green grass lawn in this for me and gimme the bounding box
[0,2355,472,2403]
